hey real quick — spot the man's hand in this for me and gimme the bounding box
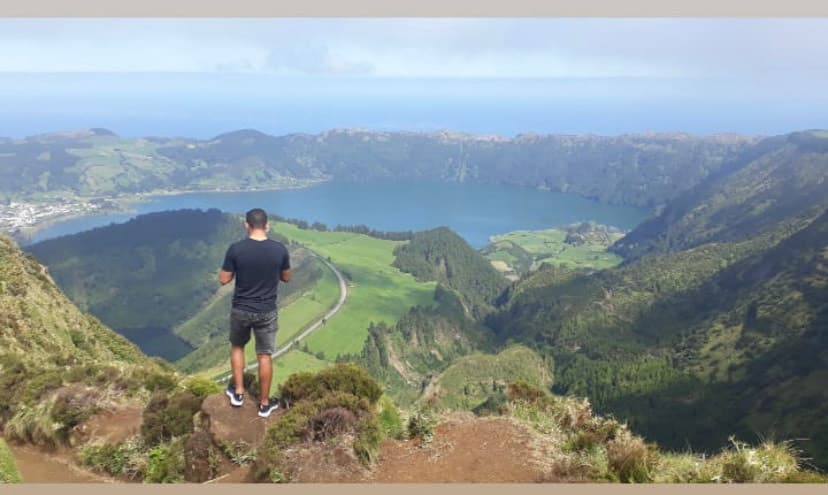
[219,269,234,286]
[280,269,291,283]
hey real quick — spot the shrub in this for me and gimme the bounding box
[183,428,221,482]
[309,407,358,441]
[81,442,130,477]
[221,440,256,466]
[508,399,561,435]
[279,362,382,406]
[566,418,623,452]
[254,366,386,482]
[181,376,221,399]
[553,397,593,431]
[0,355,28,420]
[353,417,383,463]
[407,411,436,445]
[141,391,202,446]
[651,452,713,483]
[266,391,371,448]
[606,430,659,483]
[64,364,99,384]
[506,380,549,404]
[255,389,379,481]
[145,440,185,483]
[584,445,618,482]
[472,392,509,416]
[549,445,617,482]
[504,382,596,436]
[18,369,64,404]
[3,403,53,447]
[714,438,799,483]
[377,396,403,439]
[143,373,177,392]
[113,369,145,395]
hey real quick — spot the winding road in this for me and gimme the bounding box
[217,253,348,383]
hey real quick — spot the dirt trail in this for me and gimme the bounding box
[5,440,110,483]
[72,405,144,446]
[357,416,551,483]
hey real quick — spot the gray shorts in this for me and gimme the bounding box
[229,308,278,355]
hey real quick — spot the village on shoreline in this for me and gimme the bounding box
[0,198,119,239]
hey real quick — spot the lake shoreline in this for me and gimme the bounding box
[20,181,652,248]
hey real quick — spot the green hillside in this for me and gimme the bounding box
[0,233,170,449]
[26,209,241,330]
[611,131,828,260]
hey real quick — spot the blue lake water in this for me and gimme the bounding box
[28,181,651,248]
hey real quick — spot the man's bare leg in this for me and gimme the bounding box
[258,353,272,405]
[231,345,246,395]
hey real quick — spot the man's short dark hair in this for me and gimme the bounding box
[246,208,268,229]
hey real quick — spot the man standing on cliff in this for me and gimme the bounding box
[218,208,291,418]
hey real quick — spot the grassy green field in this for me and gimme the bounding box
[270,222,437,358]
[484,228,624,275]
[0,438,22,483]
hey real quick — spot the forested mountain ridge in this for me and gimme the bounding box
[610,130,828,260]
[392,227,510,317]
[0,127,761,208]
[491,197,828,466]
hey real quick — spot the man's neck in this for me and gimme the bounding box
[248,230,268,241]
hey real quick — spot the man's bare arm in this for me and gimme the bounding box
[280,269,291,283]
[218,269,234,286]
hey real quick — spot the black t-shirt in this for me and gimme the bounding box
[221,237,291,313]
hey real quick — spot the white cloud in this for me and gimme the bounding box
[0,18,824,85]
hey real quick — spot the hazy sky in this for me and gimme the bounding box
[0,18,826,137]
